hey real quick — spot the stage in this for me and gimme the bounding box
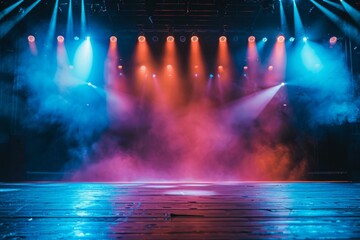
[1,182,360,239]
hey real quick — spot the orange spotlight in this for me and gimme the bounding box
[167,36,174,42]
[329,36,337,45]
[218,65,224,72]
[277,35,285,42]
[57,35,64,43]
[140,65,147,73]
[28,35,35,42]
[110,36,117,43]
[248,36,256,42]
[219,36,227,42]
[138,35,146,42]
[117,65,123,70]
[191,36,199,42]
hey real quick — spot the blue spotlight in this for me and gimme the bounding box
[303,37,308,42]
[74,36,80,41]
[74,38,93,80]
[209,74,214,78]
[262,37,268,42]
[86,36,90,40]
[289,37,295,42]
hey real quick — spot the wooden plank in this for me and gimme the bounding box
[1,182,360,239]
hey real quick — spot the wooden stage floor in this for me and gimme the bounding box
[1,182,360,239]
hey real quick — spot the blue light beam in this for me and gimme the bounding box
[0,0,24,21]
[74,38,93,81]
[0,0,41,39]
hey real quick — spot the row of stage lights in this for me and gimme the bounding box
[28,34,339,45]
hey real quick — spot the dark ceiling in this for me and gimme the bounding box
[1,0,360,39]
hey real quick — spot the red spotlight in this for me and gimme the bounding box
[140,65,146,73]
[277,35,285,42]
[248,36,256,43]
[138,35,146,42]
[110,36,117,42]
[57,35,64,43]
[218,65,224,73]
[219,36,227,42]
[28,35,35,42]
[329,36,337,45]
[167,36,174,42]
[191,36,199,42]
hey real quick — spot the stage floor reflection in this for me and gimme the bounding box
[1,182,360,239]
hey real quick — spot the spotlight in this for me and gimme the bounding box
[262,37,268,42]
[57,35,64,43]
[140,65,146,72]
[209,74,214,78]
[86,36,90,40]
[268,65,274,71]
[138,35,146,42]
[110,36,117,42]
[219,36,227,42]
[167,36,174,42]
[117,65,123,70]
[248,36,256,42]
[74,36,80,41]
[191,36,199,42]
[152,73,156,78]
[281,82,285,86]
[218,65,224,73]
[277,35,285,42]
[166,64,173,70]
[289,37,295,42]
[179,35,186,43]
[243,66,248,71]
[28,35,35,42]
[330,36,337,45]
[302,37,308,42]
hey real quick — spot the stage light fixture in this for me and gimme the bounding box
[219,36,227,42]
[167,36,174,42]
[138,35,146,42]
[110,36,117,42]
[74,36,80,41]
[281,82,285,86]
[152,73,156,78]
[57,35,64,43]
[303,37,308,42]
[86,36,90,41]
[117,65,123,70]
[289,37,295,42]
[268,65,274,71]
[179,35,186,43]
[140,65,147,72]
[262,37,268,42]
[191,36,199,42]
[152,35,159,42]
[277,35,285,42]
[243,66,248,71]
[330,36,337,45]
[209,74,214,78]
[28,35,35,42]
[248,36,256,42]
